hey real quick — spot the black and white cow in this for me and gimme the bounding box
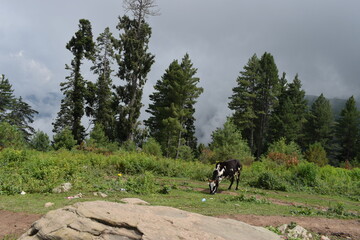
[208,159,242,194]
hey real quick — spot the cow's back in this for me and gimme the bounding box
[221,159,241,177]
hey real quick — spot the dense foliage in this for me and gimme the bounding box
[0,149,358,198]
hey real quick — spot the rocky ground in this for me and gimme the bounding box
[1,208,359,239]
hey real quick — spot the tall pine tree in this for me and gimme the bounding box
[0,75,38,141]
[254,52,280,158]
[89,27,116,141]
[304,93,334,151]
[145,54,203,158]
[0,74,15,116]
[335,96,360,163]
[53,19,95,144]
[228,54,259,154]
[268,74,308,145]
[7,97,38,141]
[113,1,156,142]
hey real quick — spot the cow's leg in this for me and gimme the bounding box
[228,176,234,190]
[235,170,240,190]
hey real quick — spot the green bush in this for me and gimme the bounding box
[177,145,194,161]
[142,138,163,157]
[0,148,29,166]
[88,123,109,148]
[53,128,77,150]
[121,140,137,152]
[125,171,157,194]
[251,172,287,191]
[292,162,318,187]
[305,142,328,166]
[266,138,302,166]
[0,122,25,149]
[30,130,51,151]
[209,119,253,163]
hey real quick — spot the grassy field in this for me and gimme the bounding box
[0,149,359,226]
[0,176,358,221]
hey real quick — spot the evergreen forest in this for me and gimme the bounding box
[1,0,360,170]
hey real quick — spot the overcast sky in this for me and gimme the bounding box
[1,0,360,143]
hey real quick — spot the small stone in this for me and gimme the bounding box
[93,192,108,198]
[44,202,54,208]
[99,192,107,198]
[321,236,330,240]
[277,224,288,234]
[121,198,150,205]
[288,225,309,240]
[52,182,72,193]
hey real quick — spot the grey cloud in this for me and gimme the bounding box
[1,0,359,143]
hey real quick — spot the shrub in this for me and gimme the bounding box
[305,142,328,166]
[30,130,50,151]
[125,171,157,194]
[293,162,318,187]
[53,128,77,150]
[0,148,29,166]
[198,147,215,164]
[252,172,287,191]
[88,123,109,148]
[209,119,253,163]
[142,138,163,157]
[267,138,302,166]
[267,152,299,167]
[0,122,25,149]
[177,145,194,161]
[121,140,137,152]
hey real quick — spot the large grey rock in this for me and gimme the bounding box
[19,200,281,240]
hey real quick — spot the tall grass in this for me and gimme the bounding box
[242,159,360,196]
[0,148,359,197]
[0,148,212,195]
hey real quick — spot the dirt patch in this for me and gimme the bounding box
[218,214,360,239]
[0,210,42,239]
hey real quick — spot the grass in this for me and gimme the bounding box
[0,176,358,220]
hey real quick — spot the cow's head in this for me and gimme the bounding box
[208,179,219,194]
[208,165,224,194]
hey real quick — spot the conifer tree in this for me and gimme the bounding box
[0,75,38,141]
[335,96,360,163]
[8,97,38,141]
[268,74,307,144]
[229,54,259,154]
[145,54,203,158]
[304,94,334,151]
[209,118,252,164]
[113,1,157,142]
[30,130,51,152]
[229,53,280,157]
[89,27,116,140]
[53,19,95,144]
[0,74,15,116]
[254,52,280,158]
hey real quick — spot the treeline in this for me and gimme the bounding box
[227,52,360,167]
[1,0,359,168]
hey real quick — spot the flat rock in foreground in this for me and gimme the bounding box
[19,200,280,240]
